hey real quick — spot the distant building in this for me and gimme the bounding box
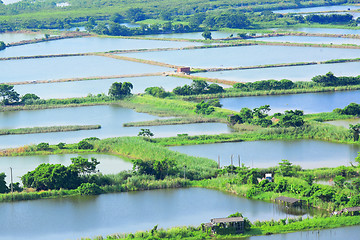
[177,67,191,73]
[265,173,273,182]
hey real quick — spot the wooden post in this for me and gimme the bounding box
[10,167,13,201]
[218,155,220,169]
[238,155,240,167]
[231,154,233,166]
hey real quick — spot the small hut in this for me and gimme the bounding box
[205,217,244,234]
[275,196,302,207]
[177,67,191,74]
[341,206,360,216]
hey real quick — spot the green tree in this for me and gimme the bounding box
[21,93,40,104]
[145,87,168,98]
[0,173,9,193]
[277,159,295,177]
[77,183,103,195]
[108,82,133,99]
[21,163,80,190]
[37,142,49,151]
[126,8,146,22]
[70,157,99,177]
[350,124,360,141]
[194,101,215,115]
[334,175,346,188]
[138,128,154,138]
[202,30,212,40]
[0,84,20,105]
[0,41,6,51]
[78,140,94,150]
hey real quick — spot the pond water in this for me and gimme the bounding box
[245,225,360,240]
[144,31,237,40]
[14,75,191,99]
[255,35,360,45]
[219,90,360,114]
[193,61,360,82]
[1,0,21,4]
[0,153,132,183]
[272,27,360,35]
[300,11,360,19]
[0,32,45,44]
[273,5,360,14]
[0,105,232,148]
[0,37,205,58]
[0,55,171,84]
[0,188,320,240]
[325,118,360,128]
[120,45,360,68]
[168,140,360,169]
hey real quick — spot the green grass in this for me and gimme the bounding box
[0,125,101,135]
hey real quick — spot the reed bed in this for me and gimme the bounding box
[0,125,101,135]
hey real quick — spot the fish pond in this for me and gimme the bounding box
[14,75,192,99]
[120,45,360,68]
[0,37,206,58]
[273,27,360,35]
[193,61,360,82]
[0,32,46,44]
[168,140,360,169]
[0,55,171,84]
[219,90,360,114]
[0,188,321,240]
[0,105,233,148]
[254,35,360,45]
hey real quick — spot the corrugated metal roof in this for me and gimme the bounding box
[275,196,301,204]
[211,217,244,224]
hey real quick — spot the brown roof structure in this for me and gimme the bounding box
[211,217,244,224]
[342,207,360,212]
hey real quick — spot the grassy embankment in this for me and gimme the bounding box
[93,215,360,240]
[0,125,101,135]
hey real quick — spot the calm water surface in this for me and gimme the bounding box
[0,32,45,43]
[121,45,360,68]
[194,61,360,82]
[255,35,360,45]
[0,105,232,148]
[0,188,320,240]
[245,225,360,240]
[220,90,360,114]
[325,118,360,128]
[0,37,205,57]
[273,5,360,13]
[0,153,132,183]
[169,140,360,168]
[0,56,171,83]
[273,27,360,35]
[14,76,191,99]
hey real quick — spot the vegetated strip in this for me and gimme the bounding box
[123,117,225,127]
[0,53,92,61]
[4,72,167,86]
[95,52,180,68]
[0,125,101,136]
[248,40,360,49]
[6,32,90,47]
[243,32,360,40]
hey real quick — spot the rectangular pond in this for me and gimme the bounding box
[0,32,45,44]
[193,61,360,82]
[143,31,237,40]
[219,90,360,114]
[168,139,360,169]
[0,105,233,148]
[325,118,360,128]
[0,188,320,240]
[0,37,206,58]
[0,55,171,84]
[0,153,132,183]
[273,27,360,35]
[120,45,360,68]
[273,5,360,14]
[254,35,360,45]
[14,75,192,99]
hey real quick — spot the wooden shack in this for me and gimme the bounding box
[275,196,302,207]
[206,217,245,234]
[341,206,360,216]
[177,67,191,73]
